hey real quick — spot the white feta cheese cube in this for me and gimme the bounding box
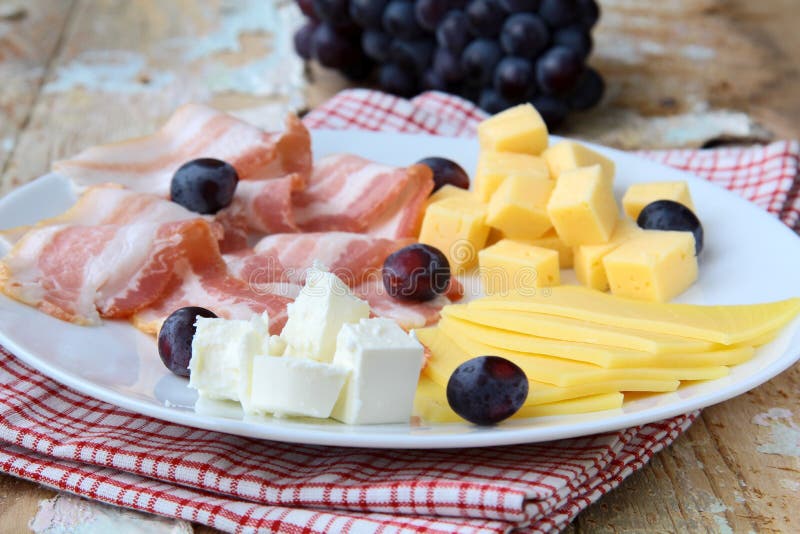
[331,318,424,425]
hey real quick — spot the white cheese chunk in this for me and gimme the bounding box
[280,265,370,362]
[331,318,424,425]
[248,356,349,418]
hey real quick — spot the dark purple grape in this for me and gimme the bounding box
[417,157,470,192]
[171,158,238,214]
[158,307,217,377]
[293,22,317,60]
[538,0,579,28]
[498,0,540,13]
[446,356,528,425]
[459,82,483,103]
[531,94,568,128]
[349,0,388,28]
[432,48,464,83]
[422,69,449,91]
[437,11,472,54]
[378,63,418,97]
[479,88,515,114]
[577,0,600,29]
[466,0,506,38]
[312,0,352,27]
[500,13,549,59]
[637,200,704,254]
[553,25,592,58]
[567,67,604,110]
[297,0,318,19]
[341,51,375,81]
[361,29,392,62]
[461,39,503,86]
[390,39,434,75]
[535,45,584,94]
[494,56,535,99]
[415,0,451,31]
[312,24,357,69]
[383,244,451,301]
[383,1,424,39]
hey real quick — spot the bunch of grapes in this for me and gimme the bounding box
[294,0,604,128]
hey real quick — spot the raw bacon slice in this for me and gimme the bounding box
[291,154,433,239]
[353,278,447,330]
[54,105,312,197]
[216,175,299,237]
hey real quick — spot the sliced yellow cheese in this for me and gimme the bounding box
[474,151,550,202]
[442,305,716,354]
[418,196,489,272]
[471,285,800,345]
[573,219,641,291]
[622,181,695,220]
[603,230,698,302]
[477,103,549,155]
[547,165,618,246]
[487,175,554,239]
[478,239,559,295]
[542,140,615,184]
[529,229,574,268]
[427,184,475,206]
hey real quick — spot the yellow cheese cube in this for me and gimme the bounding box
[547,165,618,246]
[542,140,615,183]
[603,230,698,302]
[427,184,475,206]
[486,227,505,246]
[487,176,553,239]
[478,239,559,295]
[418,197,489,272]
[474,151,549,202]
[573,219,641,291]
[622,181,695,220]
[477,103,549,155]
[529,229,573,268]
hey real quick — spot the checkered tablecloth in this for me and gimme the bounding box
[1,89,798,533]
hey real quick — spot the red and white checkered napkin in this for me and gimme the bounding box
[1,89,798,533]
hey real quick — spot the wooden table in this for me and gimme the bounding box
[1,1,798,532]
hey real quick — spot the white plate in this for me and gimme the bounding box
[1,130,799,449]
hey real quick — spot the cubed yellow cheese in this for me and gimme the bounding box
[573,219,641,291]
[622,181,695,220]
[474,151,549,202]
[542,140,615,183]
[486,227,505,246]
[547,165,618,246]
[529,229,573,268]
[478,239,559,295]
[487,176,553,239]
[602,230,698,302]
[418,197,489,272]
[427,184,475,206]
[477,103,549,155]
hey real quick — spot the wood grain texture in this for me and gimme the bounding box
[0,1,798,533]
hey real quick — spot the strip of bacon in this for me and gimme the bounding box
[216,174,299,239]
[353,278,447,330]
[54,105,312,197]
[291,154,433,239]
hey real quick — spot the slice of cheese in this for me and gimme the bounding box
[474,151,550,202]
[471,285,800,345]
[542,140,615,183]
[487,175,554,239]
[547,165,618,246]
[477,103,549,155]
[529,229,574,268]
[478,239,559,295]
[574,219,641,291]
[418,196,490,272]
[622,181,695,220]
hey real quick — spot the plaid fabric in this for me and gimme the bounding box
[1,89,798,533]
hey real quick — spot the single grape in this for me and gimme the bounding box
[500,13,549,59]
[479,88,515,114]
[494,56,535,99]
[390,39,434,75]
[383,1,424,39]
[378,63,418,97]
[577,0,600,29]
[296,0,318,19]
[637,200,704,254]
[553,25,592,58]
[446,356,528,425]
[415,0,451,31]
[341,51,375,81]
[466,0,506,37]
[422,69,449,91]
[362,29,392,62]
[312,0,353,28]
[171,158,238,214]
[535,45,584,94]
[158,307,217,377]
[567,67,604,110]
[312,24,357,69]
[382,243,451,301]
[293,22,317,60]
[437,11,472,54]
[461,39,503,86]
[531,94,568,128]
[538,0,578,28]
[432,47,464,83]
[498,0,540,13]
[417,157,470,191]
[349,0,388,29]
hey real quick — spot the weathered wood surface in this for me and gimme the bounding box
[1,1,798,533]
